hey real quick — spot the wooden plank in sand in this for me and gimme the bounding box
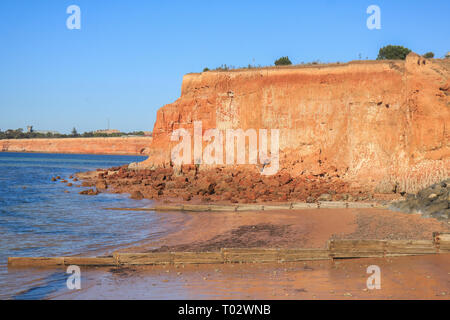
[8,257,65,267]
[114,252,174,265]
[318,201,347,209]
[291,202,318,209]
[434,232,450,252]
[182,204,211,212]
[263,204,292,211]
[328,239,386,258]
[208,205,237,212]
[346,202,376,208]
[153,205,184,211]
[236,204,264,211]
[278,249,330,261]
[64,257,116,266]
[222,248,279,263]
[385,240,437,256]
[172,252,224,264]
[9,232,448,267]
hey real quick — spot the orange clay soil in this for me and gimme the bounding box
[115,208,449,253]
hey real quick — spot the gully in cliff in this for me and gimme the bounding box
[170,121,280,175]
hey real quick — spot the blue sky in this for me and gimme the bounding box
[0,0,449,133]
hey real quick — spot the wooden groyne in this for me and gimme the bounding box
[104,201,387,213]
[8,233,450,268]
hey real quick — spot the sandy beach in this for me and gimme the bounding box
[38,207,448,300]
[115,208,449,253]
[48,253,450,300]
[4,172,450,300]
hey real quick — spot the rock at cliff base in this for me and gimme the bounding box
[130,191,144,200]
[183,193,192,201]
[390,179,449,220]
[207,183,216,195]
[317,194,332,201]
[96,180,108,190]
[79,189,100,196]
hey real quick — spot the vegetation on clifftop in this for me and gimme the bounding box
[274,56,292,66]
[0,128,150,139]
[376,45,412,60]
[202,46,444,73]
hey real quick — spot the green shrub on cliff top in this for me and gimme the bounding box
[376,45,411,60]
[274,56,292,66]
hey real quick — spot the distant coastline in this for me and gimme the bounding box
[0,137,152,156]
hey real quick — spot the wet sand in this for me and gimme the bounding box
[48,253,450,299]
[45,207,449,300]
[118,208,449,253]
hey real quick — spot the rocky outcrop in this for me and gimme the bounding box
[390,179,449,220]
[92,165,372,204]
[138,53,449,194]
[0,137,152,156]
[79,188,100,196]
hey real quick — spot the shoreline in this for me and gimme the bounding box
[14,198,447,300]
[9,203,449,299]
[0,150,148,157]
[0,137,153,156]
[70,164,449,256]
[44,170,449,261]
[6,152,443,299]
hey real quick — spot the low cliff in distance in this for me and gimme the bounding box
[139,53,449,194]
[1,137,153,156]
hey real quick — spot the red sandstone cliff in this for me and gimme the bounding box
[0,137,153,156]
[137,53,449,193]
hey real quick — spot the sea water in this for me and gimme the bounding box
[0,152,181,299]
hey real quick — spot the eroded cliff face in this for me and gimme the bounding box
[1,137,153,156]
[140,53,449,193]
